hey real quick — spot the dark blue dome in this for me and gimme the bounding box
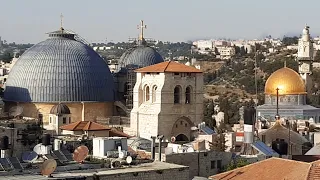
[4,34,116,103]
[119,45,163,68]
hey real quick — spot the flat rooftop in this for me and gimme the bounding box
[0,161,187,180]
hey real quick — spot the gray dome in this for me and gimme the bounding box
[50,103,70,115]
[4,33,116,103]
[119,45,163,68]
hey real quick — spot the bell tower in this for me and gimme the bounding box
[298,25,313,93]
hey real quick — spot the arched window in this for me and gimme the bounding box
[174,86,181,104]
[185,86,192,104]
[145,85,150,102]
[152,86,157,103]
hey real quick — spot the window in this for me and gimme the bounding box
[174,86,181,104]
[185,86,191,104]
[211,161,216,169]
[217,160,222,169]
[49,117,52,124]
[63,117,66,124]
[152,86,157,103]
[69,117,71,123]
[114,140,122,150]
[145,85,150,102]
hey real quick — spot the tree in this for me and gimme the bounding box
[240,46,246,56]
[282,36,299,46]
[223,158,250,172]
[314,50,320,62]
[210,122,227,152]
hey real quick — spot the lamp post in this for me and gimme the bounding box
[275,87,280,120]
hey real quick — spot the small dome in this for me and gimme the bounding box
[50,103,70,115]
[265,67,306,95]
[119,46,163,68]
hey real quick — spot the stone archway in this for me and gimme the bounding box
[171,116,194,142]
[176,134,189,142]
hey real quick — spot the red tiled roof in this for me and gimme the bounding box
[109,128,132,138]
[135,61,202,73]
[209,157,311,180]
[60,121,111,131]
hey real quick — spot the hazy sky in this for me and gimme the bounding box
[1,0,320,43]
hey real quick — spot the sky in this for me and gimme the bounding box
[1,0,320,44]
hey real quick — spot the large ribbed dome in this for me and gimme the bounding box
[119,45,164,68]
[4,30,115,102]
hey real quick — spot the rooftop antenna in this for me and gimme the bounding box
[60,13,64,31]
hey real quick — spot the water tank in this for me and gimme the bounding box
[272,139,288,155]
[0,136,9,150]
[42,134,51,146]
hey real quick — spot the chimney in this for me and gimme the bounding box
[243,106,255,144]
[157,135,164,161]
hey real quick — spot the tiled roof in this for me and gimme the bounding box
[60,121,111,131]
[135,61,202,73]
[209,157,311,180]
[109,128,132,138]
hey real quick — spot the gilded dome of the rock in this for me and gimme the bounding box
[265,67,306,95]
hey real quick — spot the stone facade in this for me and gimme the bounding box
[159,151,232,179]
[128,71,203,141]
[14,102,114,125]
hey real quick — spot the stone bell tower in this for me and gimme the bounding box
[298,25,313,94]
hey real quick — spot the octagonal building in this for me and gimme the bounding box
[4,28,116,124]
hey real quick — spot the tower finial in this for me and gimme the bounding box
[284,60,287,67]
[60,13,64,31]
[138,20,147,41]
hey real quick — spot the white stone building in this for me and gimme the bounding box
[126,61,203,141]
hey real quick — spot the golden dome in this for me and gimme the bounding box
[265,67,306,95]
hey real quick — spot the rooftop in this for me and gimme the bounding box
[135,61,202,73]
[209,157,320,180]
[60,121,111,131]
[0,162,187,180]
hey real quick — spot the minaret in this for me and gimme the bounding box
[298,25,313,93]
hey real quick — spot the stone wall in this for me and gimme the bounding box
[87,166,189,180]
[18,102,114,125]
[163,151,232,179]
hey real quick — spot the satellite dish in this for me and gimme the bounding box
[9,105,23,117]
[170,136,176,143]
[190,126,198,131]
[33,143,46,155]
[73,145,89,163]
[41,159,57,177]
[119,151,124,159]
[126,156,132,164]
[22,151,38,163]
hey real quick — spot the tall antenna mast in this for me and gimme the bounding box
[60,13,64,31]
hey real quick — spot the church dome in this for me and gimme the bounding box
[4,29,116,103]
[265,67,306,95]
[50,103,70,115]
[119,45,164,68]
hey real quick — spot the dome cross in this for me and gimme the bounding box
[137,20,147,41]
